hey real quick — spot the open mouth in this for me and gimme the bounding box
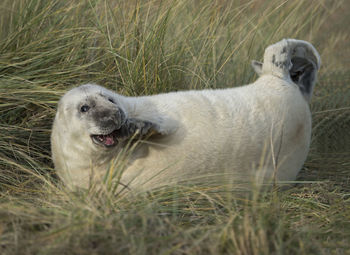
[91,130,119,148]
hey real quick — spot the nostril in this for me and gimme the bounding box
[113,109,126,127]
[117,108,126,122]
[114,110,121,122]
[80,105,90,113]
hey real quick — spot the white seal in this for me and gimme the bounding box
[51,39,320,191]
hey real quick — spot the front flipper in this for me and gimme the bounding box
[116,118,165,141]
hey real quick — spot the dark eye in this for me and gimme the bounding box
[80,105,90,113]
[108,98,115,104]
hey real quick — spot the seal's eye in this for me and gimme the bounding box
[108,98,115,104]
[80,105,90,113]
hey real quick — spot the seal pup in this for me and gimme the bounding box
[51,39,321,191]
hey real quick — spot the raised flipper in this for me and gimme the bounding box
[251,39,321,101]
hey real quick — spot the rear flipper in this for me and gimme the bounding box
[251,39,321,101]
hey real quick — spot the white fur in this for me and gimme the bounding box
[51,39,320,192]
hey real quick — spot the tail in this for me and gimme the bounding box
[251,39,321,101]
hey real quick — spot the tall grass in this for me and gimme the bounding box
[0,0,349,254]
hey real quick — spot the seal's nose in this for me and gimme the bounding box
[92,106,125,130]
[112,108,125,129]
[116,108,126,127]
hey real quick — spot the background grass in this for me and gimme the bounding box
[0,0,349,254]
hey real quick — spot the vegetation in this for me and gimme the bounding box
[0,0,349,254]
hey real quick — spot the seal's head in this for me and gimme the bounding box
[51,83,173,189]
[57,84,126,149]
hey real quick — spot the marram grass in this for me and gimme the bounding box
[0,0,349,254]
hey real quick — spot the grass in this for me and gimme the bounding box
[0,0,349,254]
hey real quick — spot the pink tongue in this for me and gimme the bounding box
[104,135,115,146]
